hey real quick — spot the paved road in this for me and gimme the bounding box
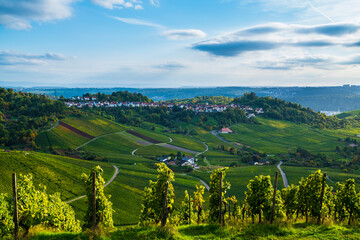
[46,120,59,132]
[277,161,288,188]
[66,165,119,204]
[180,174,210,191]
[211,131,240,148]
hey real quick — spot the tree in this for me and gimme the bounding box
[208,168,230,223]
[82,166,114,229]
[139,163,175,225]
[245,175,273,223]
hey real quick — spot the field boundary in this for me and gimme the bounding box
[75,131,126,150]
[126,130,162,144]
[59,121,94,139]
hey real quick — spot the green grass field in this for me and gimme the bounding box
[28,220,360,240]
[0,150,113,201]
[168,134,207,152]
[61,116,128,136]
[220,118,355,154]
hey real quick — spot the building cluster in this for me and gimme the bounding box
[157,155,200,170]
[64,97,264,117]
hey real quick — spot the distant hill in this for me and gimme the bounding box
[14,85,360,112]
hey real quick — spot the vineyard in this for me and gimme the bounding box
[2,163,360,239]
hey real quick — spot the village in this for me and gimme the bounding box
[64,96,264,117]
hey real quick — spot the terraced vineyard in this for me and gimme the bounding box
[0,150,113,200]
[220,117,358,154]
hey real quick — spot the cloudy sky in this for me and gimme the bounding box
[1,0,360,87]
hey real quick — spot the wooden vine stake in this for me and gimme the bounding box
[219,171,223,225]
[270,171,279,224]
[161,181,169,227]
[92,171,97,230]
[317,172,327,224]
[12,173,19,240]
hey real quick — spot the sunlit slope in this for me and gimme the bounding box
[220,117,358,154]
[0,150,113,201]
[36,116,129,149]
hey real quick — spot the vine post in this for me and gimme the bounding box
[317,172,327,224]
[219,171,223,225]
[270,171,279,224]
[161,181,169,227]
[188,197,191,224]
[92,171,97,229]
[12,173,19,240]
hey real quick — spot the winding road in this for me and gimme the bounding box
[66,165,119,204]
[75,131,125,150]
[277,161,288,188]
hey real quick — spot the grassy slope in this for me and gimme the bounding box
[337,109,360,119]
[169,133,207,152]
[0,150,113,201]
[29,223,360,239]
[220,117,357,154]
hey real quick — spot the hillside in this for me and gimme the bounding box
[0,150,113,201]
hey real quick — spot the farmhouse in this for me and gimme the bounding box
[219,128,233,134]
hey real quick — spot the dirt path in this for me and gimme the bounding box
[66,165,119,204]
[75,131,125,150]
[277,161,288,188]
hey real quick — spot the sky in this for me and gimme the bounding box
[1,0,360,88]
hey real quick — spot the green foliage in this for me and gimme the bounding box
[15,173,81,233]
[139,163,175,225]
[0,193,13,237]
[334,179,359,224]
[232,92,346,129]
[82,166,114,229]
[0,88,66,147]
[193,185,205,224]
[83,91,153,103]
[177,190,193,224]
[297,170,332,222]
[245,175,274,223]
[280,185,298,220]
[208,168,230,223]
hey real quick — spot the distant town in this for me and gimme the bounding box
[64,96,264,118]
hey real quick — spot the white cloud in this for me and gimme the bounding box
[0,0,76,30]
[246,0,360,23]
[162,29,207,40]
[150,0,160,7]
[0,51,67,65]
[134,5,144,10]
[111,16,164,28]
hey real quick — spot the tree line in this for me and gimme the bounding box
[0,88,67,148]
[232,92,347,129]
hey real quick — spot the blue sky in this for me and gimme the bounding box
[1,0,360,88]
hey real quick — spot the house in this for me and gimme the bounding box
[167,161,176,166]
[84,97,90,101]
[219,128,233,134]
[247,113,256,118]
